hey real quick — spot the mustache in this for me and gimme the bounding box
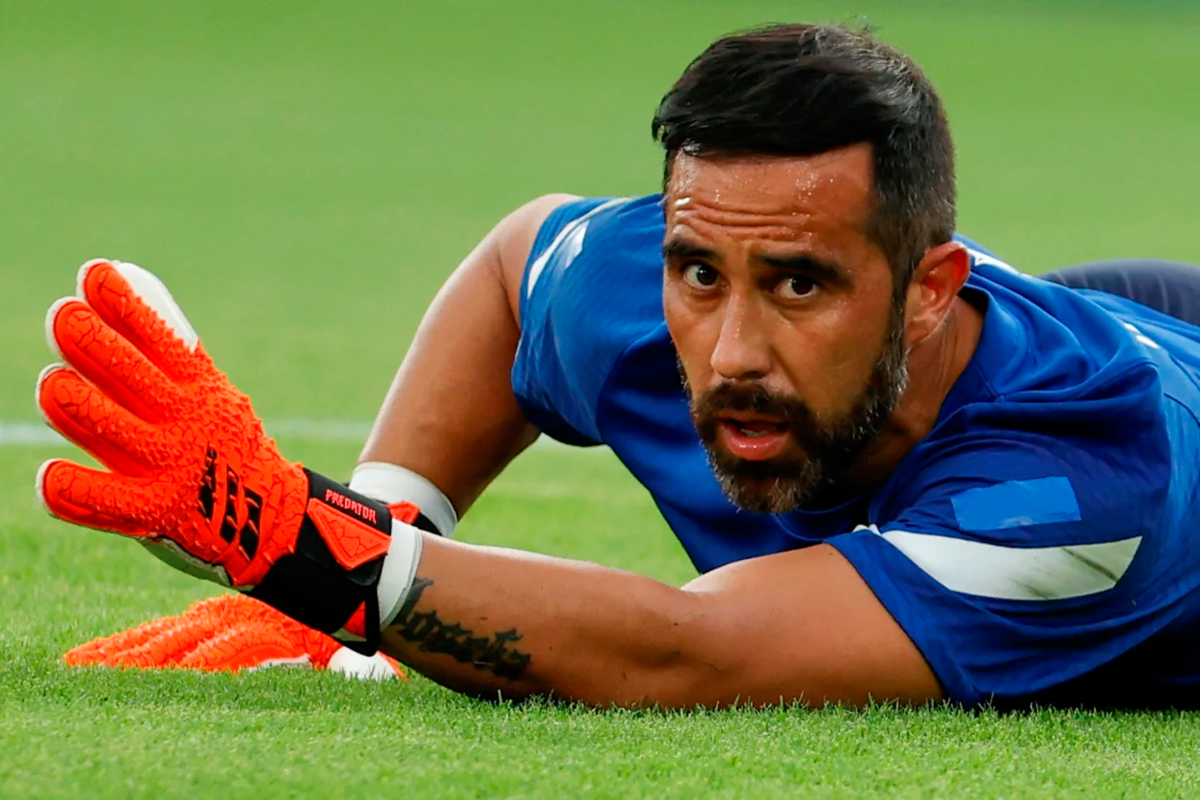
[691,382,818,443]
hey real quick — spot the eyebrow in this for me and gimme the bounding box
[662,239,718,264]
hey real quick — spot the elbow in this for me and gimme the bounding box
[631,645,739,711]
[593,598,740,710]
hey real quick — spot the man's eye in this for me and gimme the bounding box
[682,263,719,289]
[777,275,817,300]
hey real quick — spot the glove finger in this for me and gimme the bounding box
[178,623,308,672]
[46,297,184,423]
[65,594,254,667]
[63,615,181,666]
[76,260,201,383]
[36,459,156,537]
[37,365,160,476]
[102,609,236,668]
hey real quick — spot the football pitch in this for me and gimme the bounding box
[2,1,1200,797]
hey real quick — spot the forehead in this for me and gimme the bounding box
[664,145,875,241]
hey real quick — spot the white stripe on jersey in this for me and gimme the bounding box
[966,247,1022,275]
[856,524,1142,601]
[526,198,630,298]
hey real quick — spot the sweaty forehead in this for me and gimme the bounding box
[665,145,875,237]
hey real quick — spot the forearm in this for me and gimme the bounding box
[358,195,575,515]
[376,535,942,710]
[358,268,535,514]
[379,534,713,708]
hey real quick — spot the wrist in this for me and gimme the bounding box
[347,463,441,634]
[249,470,397,652]
[248,467,434,654]
[374,519,424,629]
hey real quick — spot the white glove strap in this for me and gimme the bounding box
[375,518,425,630]
[350,461,458,537]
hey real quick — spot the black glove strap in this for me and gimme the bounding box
[249,470,392,654]
[410,510,445,536]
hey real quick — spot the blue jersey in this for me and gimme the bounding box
[512,195,1200,708]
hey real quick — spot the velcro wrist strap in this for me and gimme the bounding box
[249,470,392,653]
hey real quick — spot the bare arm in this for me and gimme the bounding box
[361,195,938,708]
[380,536,943,709]
[358,194,578,515]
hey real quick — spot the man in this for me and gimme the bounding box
[41,24,1200,709]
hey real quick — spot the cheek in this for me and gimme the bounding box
[775,313,880,411]
[663,287,717,391]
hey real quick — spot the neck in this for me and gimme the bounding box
[842,294,984,494]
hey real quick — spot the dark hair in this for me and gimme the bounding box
[651,23,955,286]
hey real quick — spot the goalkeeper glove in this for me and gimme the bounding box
[64,594,405,679]
[37,259,424,653]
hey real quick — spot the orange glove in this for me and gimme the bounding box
[37,260,426,653]
[64,594,405,679]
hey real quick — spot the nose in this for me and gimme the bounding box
[709,294,772,381]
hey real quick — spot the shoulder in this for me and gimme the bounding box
[881,431,1167,524]
[507,194,668,444]
[517,195,666,333]
[831,427,1180,706]
[490,194,584,324]
[490,194,666,325]
[949,238,1171,420]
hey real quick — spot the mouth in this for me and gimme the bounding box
[715,416,790,461]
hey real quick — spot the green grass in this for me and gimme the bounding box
[2,1,1200,797]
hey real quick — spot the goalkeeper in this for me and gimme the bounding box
[41,23,1200,709]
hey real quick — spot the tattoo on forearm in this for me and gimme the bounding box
[391,577,533,681]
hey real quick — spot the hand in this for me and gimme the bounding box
[37,259,422,650]
[39,259,316,587]
[64,594,405,680]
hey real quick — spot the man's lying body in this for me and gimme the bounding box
[45,23,1200,709]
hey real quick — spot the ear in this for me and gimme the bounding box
[903,241,971,346]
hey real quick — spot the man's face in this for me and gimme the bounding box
[662,146,909,513]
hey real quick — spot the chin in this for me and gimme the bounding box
[715,473,805,515]
[703,438,826,513]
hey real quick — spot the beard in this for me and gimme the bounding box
[689,302,910,514]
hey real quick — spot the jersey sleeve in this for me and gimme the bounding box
[511,195,665,445]
[828,430,1190,707]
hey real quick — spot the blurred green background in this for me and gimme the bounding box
[2,2,1200,798]
[2,0,1198,424]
